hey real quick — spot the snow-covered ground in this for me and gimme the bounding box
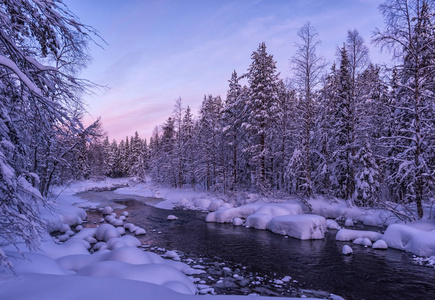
[1,178,326,300]
[1,177,435,299]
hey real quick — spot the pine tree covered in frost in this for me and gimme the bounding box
[354,141,380,206]
[332,46,355,200]
[246,42,281,192]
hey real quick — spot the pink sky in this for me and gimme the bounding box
[65,0,390,142]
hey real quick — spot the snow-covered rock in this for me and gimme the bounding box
[372,239,388,250]
[206,203,262,223]
[102,206,114,215]
[105,235,141,250]
[342,245,353,255]
[327,219,341,230]
[111,219,124,227]
[163,250,181,261]
[267,214,327,240]
[245,213,274,230]
[134,228,146,235]
[208,200,223,212]
[95,224,121,242]
[232,217,244,226]
[167,215,178,221]
[344,218,354,227]
[116,227,125,235]
[245,203,303,230]
[335,229,382,242]
[382,224,435,256]
[193,198,212,210]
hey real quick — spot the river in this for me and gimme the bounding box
[77,191,435,300]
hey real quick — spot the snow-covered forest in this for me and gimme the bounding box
[72,1,435,222]
[1,1,435,298]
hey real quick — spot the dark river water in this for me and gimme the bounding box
[78,191,435,300]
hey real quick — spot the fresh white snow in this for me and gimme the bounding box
[3,177,435,299]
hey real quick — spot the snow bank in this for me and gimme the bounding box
[382,224,435,257]
[335,229,383,242]
[77,260,196,294]
[267,214,327,240]
[245,203,303,230]
[206,203,262,223]
[0,273,321,300]
[310,198,396,226]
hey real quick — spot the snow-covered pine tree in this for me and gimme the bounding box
[313,63,339,195]
[102,136,113,177]
[332,45,355,200]
[273,81,298,191]
[129,131,145,178]
[285,148,305,195]
[160,117,177,186]
[109,139,120,177]
[246,42,281,192]
[196,95,223,191]
[374,0,435,218]
[223,70,247,191]
[181,106,196,188]
[353,141,380,206]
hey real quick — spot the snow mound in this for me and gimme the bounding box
[106,235,141,250]
[372,239,388,250]
[245,203,303,230]
[352,237,372,247]
[163,250,181,261]
[326,219,341,230]
[344,218,354,227]
[103,247,164,265]
[208,200,223,212]
[245,213,273,230]
[267,214,327,240]
[233,217,244,226]
[6,252,70,275]
[382,224,435,256]
[206,203,262,223]
[77,260,196,294]
[335,229,382,242]
[134,228,146,235]
[342,245,353,255]
[102,206,114,215]
[95,224,121,242]
[193,199,212,210]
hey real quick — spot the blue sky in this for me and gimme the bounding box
[65,0,390,141]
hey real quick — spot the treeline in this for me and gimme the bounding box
[61,131,149,180]
[79,0,435,219]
